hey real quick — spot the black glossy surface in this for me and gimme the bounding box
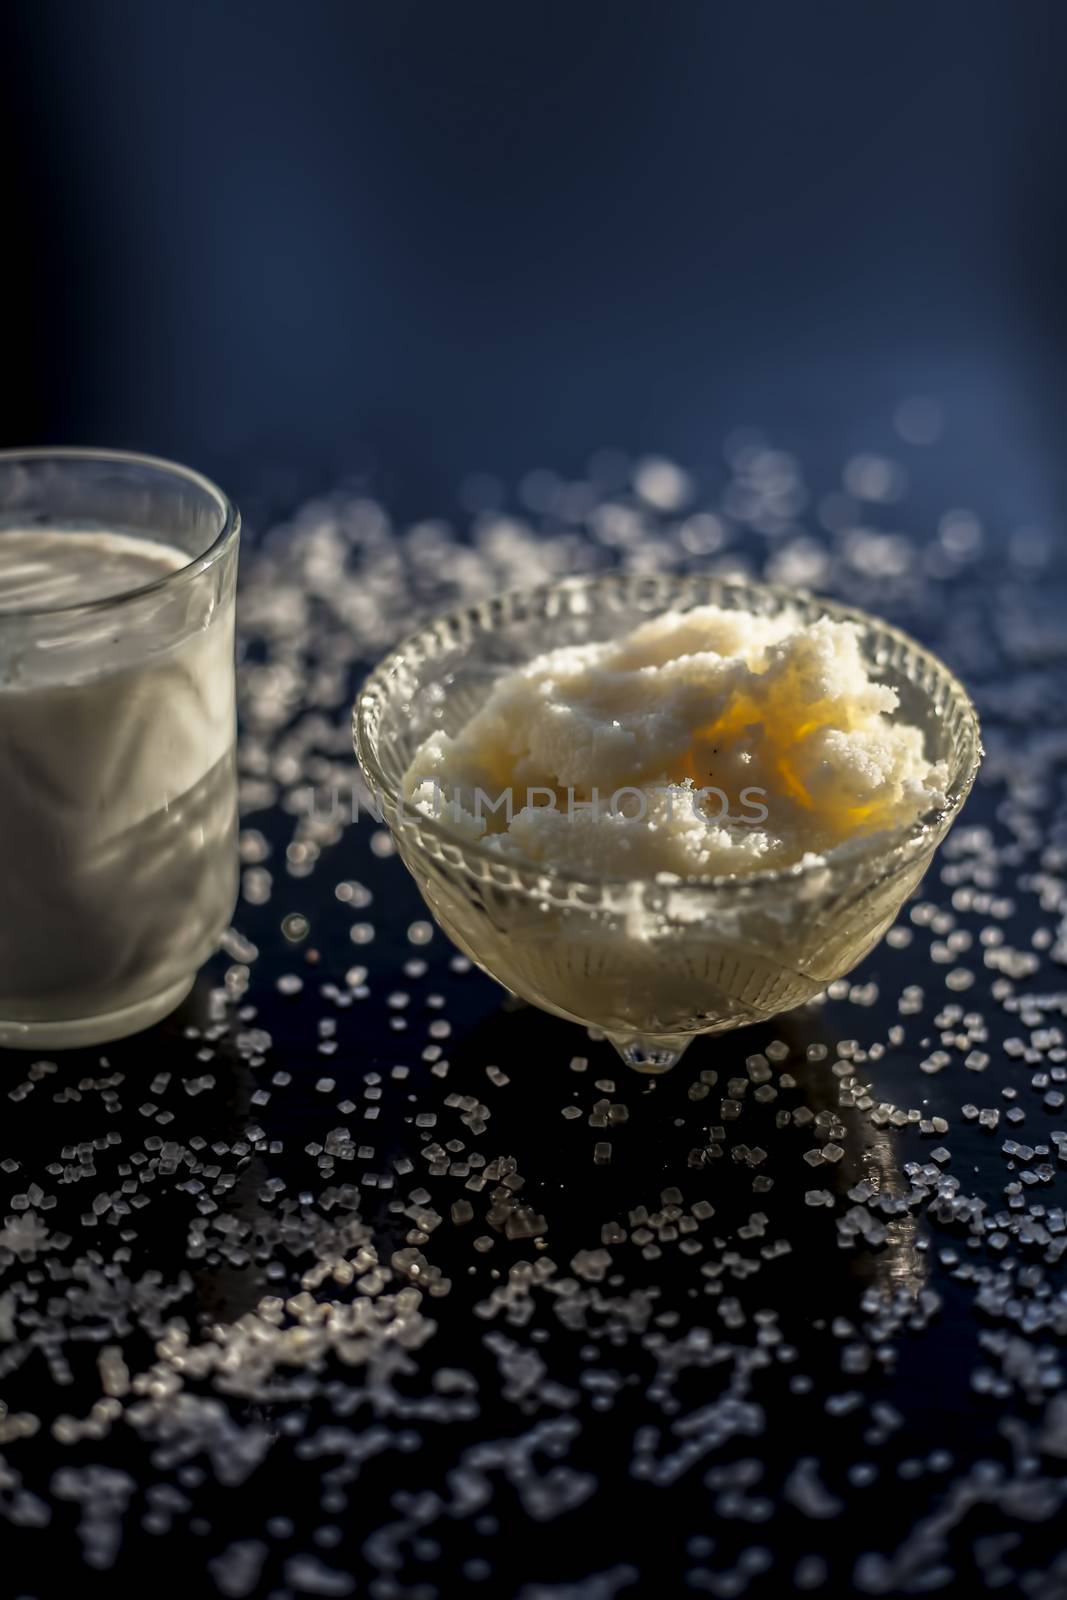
[3,432,1067,1597]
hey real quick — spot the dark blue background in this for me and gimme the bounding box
[5,0,1067,522]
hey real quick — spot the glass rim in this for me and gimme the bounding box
[353,572,985,896]
[0,447,240,621]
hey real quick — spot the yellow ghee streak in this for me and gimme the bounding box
[404,604,948,878]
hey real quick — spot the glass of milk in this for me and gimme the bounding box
[0,449,240,1049]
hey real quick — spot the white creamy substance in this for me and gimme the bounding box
[404,605,948,877]
[0,529,237,1041]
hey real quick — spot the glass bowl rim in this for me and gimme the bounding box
[353,572,983,896]
[0,447,240,621]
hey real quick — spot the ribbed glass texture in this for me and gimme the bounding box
[355,575,981,1071]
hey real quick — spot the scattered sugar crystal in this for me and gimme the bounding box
[0,440,1059,1592]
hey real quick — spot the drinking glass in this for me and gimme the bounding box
[0,449,240,1049]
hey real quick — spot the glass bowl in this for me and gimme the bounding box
[353,574,982,1073]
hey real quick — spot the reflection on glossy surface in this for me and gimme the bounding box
[1,443,1064,1596]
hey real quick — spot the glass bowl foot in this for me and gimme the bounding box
[610,1033,692,1074]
